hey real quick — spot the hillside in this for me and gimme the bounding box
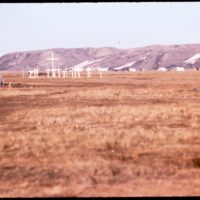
[1,43,200,71]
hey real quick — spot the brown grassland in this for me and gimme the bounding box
[0,71,200,197]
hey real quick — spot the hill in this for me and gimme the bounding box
[1,43,200,71]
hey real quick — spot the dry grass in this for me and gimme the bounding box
[0,71,200,197]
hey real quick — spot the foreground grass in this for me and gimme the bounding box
[0,71,200,197]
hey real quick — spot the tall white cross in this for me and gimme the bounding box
[46,51,59,78]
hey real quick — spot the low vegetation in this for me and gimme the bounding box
[0,71,200,197]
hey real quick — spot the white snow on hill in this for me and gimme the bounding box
[72,58,103,70]
[183,53,200,64]
[114,61,136,70]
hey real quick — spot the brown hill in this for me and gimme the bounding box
[1,43,200,71]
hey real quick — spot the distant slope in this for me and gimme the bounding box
[1,43,200,71]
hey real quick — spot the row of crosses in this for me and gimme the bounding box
[28,51,103,79]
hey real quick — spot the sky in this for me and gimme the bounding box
[0,2,200,56]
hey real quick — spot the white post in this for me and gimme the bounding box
[100,70,102,78]
[86,67,91,78]
[64,67,68,78]
[78,70,80,78]
[62,67,66,78]
[65,67,68,77]
[71,69,74,78]
[47,68,50,78]
[23,67,25,78]
[57,67,61,78]
[52,68,56,78]
[87,69,89,78]
[34,68,39,78]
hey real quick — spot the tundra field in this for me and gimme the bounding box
[0,71,200,197]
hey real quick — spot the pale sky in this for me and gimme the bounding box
[0,2,200,56]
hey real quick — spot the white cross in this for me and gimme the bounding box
[46,52,59,78]
[28,68,38,78]
[72,66,81,79]
[62,67,67,78]
[86,66,92,78]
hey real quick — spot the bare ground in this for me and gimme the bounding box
[0,71,200,197]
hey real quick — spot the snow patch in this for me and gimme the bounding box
[114,61,136,70]
[72,58,103,70]
[183,53,200,64]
